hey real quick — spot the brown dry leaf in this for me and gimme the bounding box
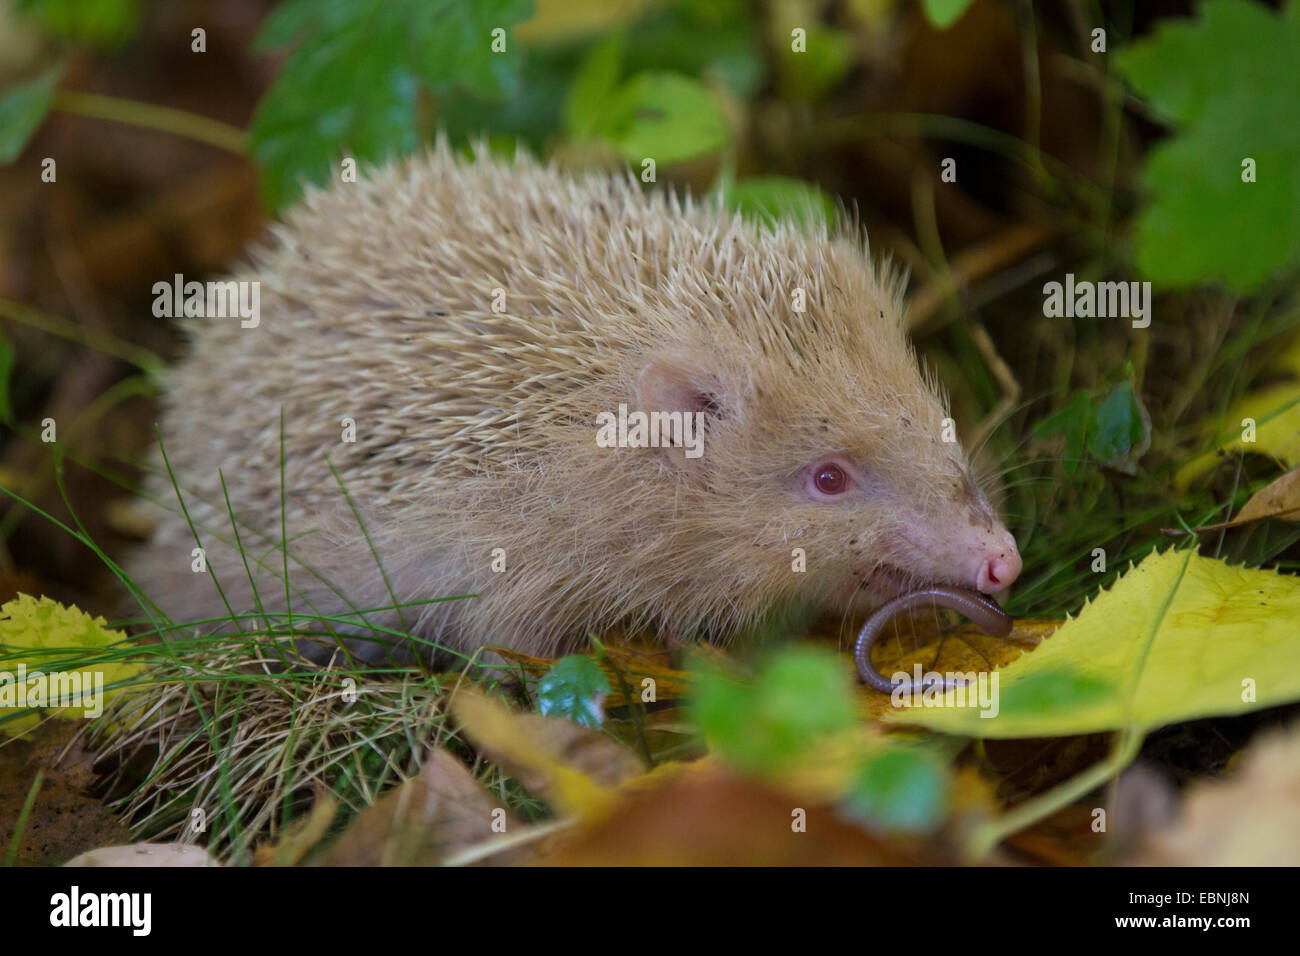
[1168,467,1300,535]
[484,647,560,679]
[1137,719,1300,865]
[449,689,641,820]
[317,746,522,866]
[514,712,646,788]
[537,763,933,865]
[615,700,696,739]
[254,792,340,867]
[1232,468,1300,523]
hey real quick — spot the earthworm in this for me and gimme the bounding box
[854,587,1013,693]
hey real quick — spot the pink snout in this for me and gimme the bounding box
[974,534,1022,594]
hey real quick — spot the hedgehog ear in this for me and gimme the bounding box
[636,357,733,471]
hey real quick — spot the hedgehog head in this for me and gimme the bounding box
[622,235,1021,622]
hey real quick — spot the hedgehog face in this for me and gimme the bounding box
[787,444,1020,607]
[765,356,1022,607]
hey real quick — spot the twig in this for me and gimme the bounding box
[442,818,573,866]
[907,222,1059,332]
[52,91,248,155]
[967,321,1023,453]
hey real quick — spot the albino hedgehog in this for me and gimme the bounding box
[130,142,1021,664]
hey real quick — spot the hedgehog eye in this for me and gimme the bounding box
[807,461,854,501]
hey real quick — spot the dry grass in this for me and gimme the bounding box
[79,634,495,863]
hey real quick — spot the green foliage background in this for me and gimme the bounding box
[5,0,1298,289]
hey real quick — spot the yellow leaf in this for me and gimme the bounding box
[0,594,141,738]
[1176,336,1300,490]
[448,689,621,821]
[886,549,1300,738]
[852,617,1060,722]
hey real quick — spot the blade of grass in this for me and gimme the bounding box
[4,771,44,867]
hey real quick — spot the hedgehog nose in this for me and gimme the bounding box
[975,537,1022,594]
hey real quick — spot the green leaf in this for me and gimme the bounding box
[595,71,728,165]
[250,0,535,210]
[1115,1,1300,290]
[775,23,854,103]
[1087,381,1151,473]
[922,0,976,30]
[253,0,343,49]
[688,665,753,754]
[437,43,574,152]
[757,649,856,735]
[1032,390,1090,477]
[0,68,61,165]
[563,32,625,139]
[536,654,611,728]
[1033,382,1150,476]
[16,0,139,47]
[840,747,948,834]
[617,0,764,99]
[719,176,836,229]
[690,648,856,772]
